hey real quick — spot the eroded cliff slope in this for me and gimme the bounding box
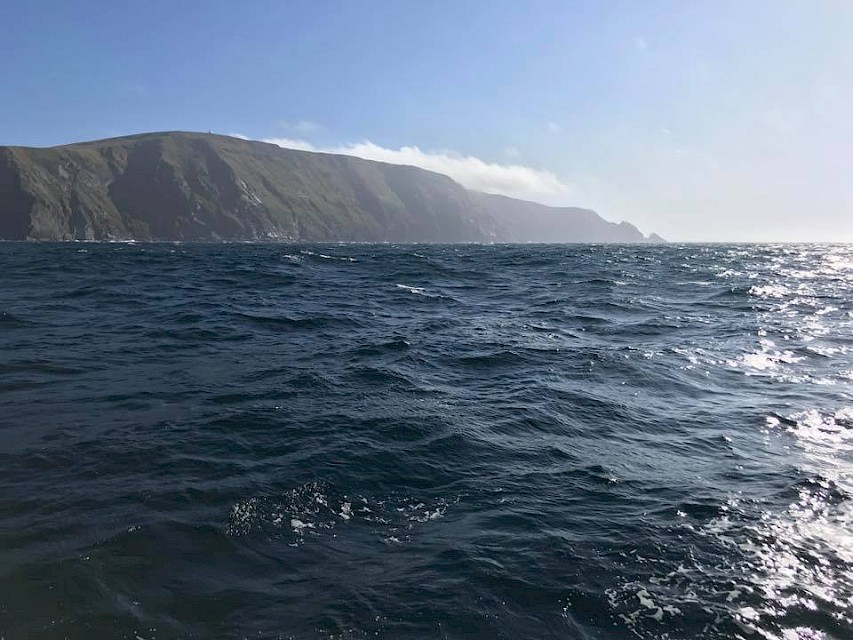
[0,132,663,243]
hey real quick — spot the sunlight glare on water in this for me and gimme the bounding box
[1,242,852,639]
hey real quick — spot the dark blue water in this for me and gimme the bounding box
[1,243,852,640]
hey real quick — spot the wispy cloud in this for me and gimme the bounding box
[257,136,318,152]
[504,146,521,159]
[761,109,798,137]
[546,121,562,134]
[251,136,572,203]
[633,36,649,51]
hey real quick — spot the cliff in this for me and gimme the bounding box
[0,132,663,243]
[470,192,653,243]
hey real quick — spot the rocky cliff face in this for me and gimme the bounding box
[470,192,653,243]
[0,132,663,243]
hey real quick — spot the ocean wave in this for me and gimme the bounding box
[2,242,853,639]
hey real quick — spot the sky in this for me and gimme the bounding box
[1,0,851,242]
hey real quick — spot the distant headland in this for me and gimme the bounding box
[0,132,665,243]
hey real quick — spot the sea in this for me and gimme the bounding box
[1,243,851,640]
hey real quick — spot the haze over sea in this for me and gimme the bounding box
[1,242,852,640]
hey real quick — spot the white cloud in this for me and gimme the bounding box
[261,136,319,152]
[241,135,572,203]
[546,121,562,134]
[634,36,649,51]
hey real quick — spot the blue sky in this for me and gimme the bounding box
[2,1,851,241]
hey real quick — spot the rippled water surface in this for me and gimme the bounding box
[1,243,852,639]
